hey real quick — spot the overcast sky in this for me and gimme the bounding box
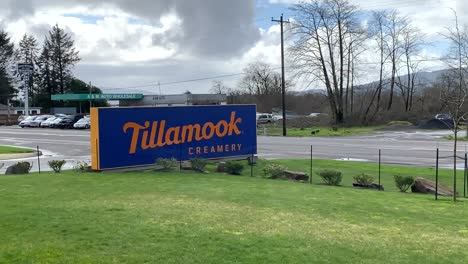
[0,0,465,94]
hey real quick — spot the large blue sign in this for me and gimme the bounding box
[91,105,257,170]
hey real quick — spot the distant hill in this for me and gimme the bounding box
[296,68,450,95]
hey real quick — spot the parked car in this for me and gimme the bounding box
[40,116,58,128]
[17,115,26,123]
[49,117,64,128]
[19,116,37,128]
[257,113,274,124]
[55,115,84,129]
[73,117,90,129]
[435,114,452,120]
[29,115,52,127]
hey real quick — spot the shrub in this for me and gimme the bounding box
[263,164,287,179]
[191,159,208,172]
[225,161,244,175]
[5,161,32,174]
[48,160,67,173]
[317,170,342,186]
[353,173,375,186]
[394,175,415,192]
[73,161,91,173]
[155,158,178,171]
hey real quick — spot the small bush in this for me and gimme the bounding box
[353,173,375,185]
[317,170,342,186]
[394,175,415,192]
[225,161,244,175]
[191,159,208,172]
[263,164,287,179]
[73,161,91,173]
[155,158,178,171]
[48,160,67,173]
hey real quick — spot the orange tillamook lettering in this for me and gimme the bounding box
[122,111,243,155]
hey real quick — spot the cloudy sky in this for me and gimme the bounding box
[0,0,465,94]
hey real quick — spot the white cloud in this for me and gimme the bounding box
[0,0,464,94]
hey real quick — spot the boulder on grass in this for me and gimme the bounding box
[180,161,192,170]
[411,177,455,196]
[5,161,32,175]
[352,183,384,191]
[284,170,309,182]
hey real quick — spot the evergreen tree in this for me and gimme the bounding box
[0,30,15,105]
[37,24,80,110]
[43,24,80,94]
[16,34,39,106]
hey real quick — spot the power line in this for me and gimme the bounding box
[100,67,283,91]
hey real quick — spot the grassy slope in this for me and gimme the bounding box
[0,145,34,154]
[256,126,383,137]
[1,166,468,263]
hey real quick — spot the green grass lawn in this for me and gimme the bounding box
[1,160,468,263]
[256,126,383,137]
[0,145,34,154]
[443,135,468,141]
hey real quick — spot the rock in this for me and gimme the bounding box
[5,165,14,175]
[4,161,32,175]
[180,161,192,170]
[411,177,455,196]
[216,162,226,173]
[353,183,384,191]
[284,170,309,182]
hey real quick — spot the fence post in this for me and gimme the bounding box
[250,153,254,177]
[37,146,41,174]
[436,148,439,201]
[378,149,381,189]
[310,145,313,184]
[464,153,467,198]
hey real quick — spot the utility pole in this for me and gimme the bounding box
[272,14,289,137]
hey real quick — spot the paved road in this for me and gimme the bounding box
[0,126,465,172]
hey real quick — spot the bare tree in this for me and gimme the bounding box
[210,80,230,94]
[440,10,468,202]
[290,0,362,124]
[239,62,285,96]
[385,10,408,111]
[396,25,425,112]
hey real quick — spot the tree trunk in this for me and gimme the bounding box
[387,50,396,111]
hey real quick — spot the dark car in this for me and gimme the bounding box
[55,115,84,129]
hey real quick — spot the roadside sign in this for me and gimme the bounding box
[17,63,33,75]
[90,105,257,171]
[51,93,144,101]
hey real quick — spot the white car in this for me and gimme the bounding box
[19,116,37,128]
[73,117,90,129]
[29,115,52,127]
[257,113,274,124]
[40,117,58,128]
